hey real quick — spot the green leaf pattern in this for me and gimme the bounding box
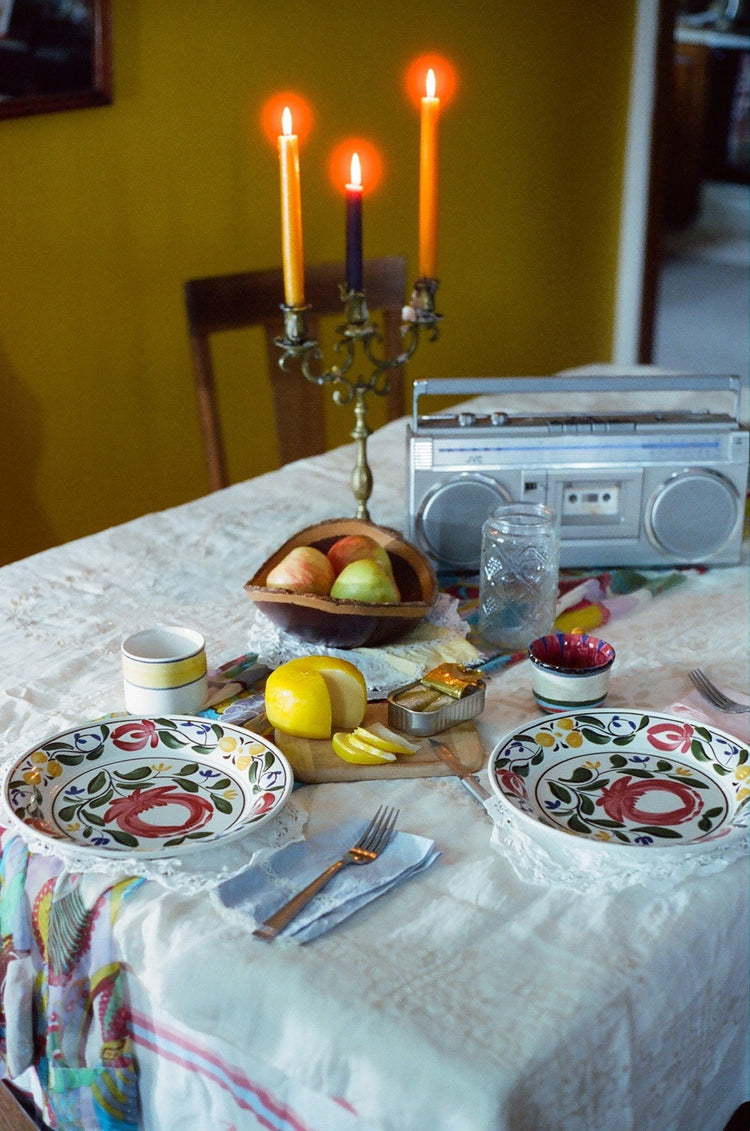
[492,711,749,847]
[6,717,291,853]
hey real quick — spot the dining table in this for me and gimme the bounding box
[0,370,748,1131]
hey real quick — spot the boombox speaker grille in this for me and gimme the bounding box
[417,475,510,570]
[647,469,740,561]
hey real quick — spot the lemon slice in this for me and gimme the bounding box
[331,732,397,765]
[353,722,421,756]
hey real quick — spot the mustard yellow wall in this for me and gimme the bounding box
[0,0,636,566]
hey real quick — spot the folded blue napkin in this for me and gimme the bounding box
[215,819,440,943]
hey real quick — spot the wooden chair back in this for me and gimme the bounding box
[184,255,408,492]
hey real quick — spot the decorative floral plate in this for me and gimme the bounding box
[488,709,749,849]
[3,716,294,857]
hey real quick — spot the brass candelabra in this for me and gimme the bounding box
[275,277,441,521]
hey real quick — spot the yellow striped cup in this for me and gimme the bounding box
[121,626,207,714]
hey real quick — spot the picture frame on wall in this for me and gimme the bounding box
[0,0,112,120]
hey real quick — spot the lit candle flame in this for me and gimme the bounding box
[349,152,362,188]
[282,106,292,136]
[426,68,436,99]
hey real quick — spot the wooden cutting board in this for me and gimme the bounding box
[271,699,484,784]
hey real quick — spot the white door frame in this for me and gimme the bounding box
[612,0,661,364]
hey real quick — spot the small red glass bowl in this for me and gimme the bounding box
[528,632,616,713]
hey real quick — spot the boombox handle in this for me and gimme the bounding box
[411,373,746,428]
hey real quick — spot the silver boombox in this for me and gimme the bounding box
[406,374,749,571]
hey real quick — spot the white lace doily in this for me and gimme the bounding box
[488,802,749,894]
[0,762,308,895]
[245,592,480,698]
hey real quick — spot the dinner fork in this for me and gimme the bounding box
[252,805,399,940]
[688,669,750,714]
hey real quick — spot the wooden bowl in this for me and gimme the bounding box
[244,518,438,648]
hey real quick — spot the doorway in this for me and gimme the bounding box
[652,3,749,378]
[614,0,749,384]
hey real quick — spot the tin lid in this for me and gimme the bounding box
[387,667,486,737]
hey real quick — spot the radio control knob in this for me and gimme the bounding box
[458,413,475,427]
[490,412,508,426]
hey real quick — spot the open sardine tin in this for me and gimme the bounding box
[387,664,486,737]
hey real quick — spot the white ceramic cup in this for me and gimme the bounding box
[527,632,616,713]
[121,626,208,715]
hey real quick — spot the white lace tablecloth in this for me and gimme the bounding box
[1,381,748,1131]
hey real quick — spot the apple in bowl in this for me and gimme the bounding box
[329,558,400,603]
[325,534,396,580]
[267,535,400,604]
[245,518,438,648]
[266,546,335,596]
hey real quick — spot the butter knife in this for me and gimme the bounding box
[427,738,506,824]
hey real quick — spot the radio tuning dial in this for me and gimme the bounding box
[490,412,508,426]
[458,413,475,427]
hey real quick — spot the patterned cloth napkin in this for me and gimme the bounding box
[441,564,694,671]
[0,833,144,1131]
[213,818,440,943]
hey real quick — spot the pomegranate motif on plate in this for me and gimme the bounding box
[491,710,748,847]
[5,716,292,856]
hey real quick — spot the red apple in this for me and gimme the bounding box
[326,534,395,579]
[266,546,335,595]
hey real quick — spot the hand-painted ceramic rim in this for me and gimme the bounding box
[3,715,293,857]
[528,632,616,675]
[488,709,749,851]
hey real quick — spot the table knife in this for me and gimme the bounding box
[427,738,506,824]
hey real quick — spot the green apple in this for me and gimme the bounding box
[329,558,401,603]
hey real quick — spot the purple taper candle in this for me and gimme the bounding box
[345,152,363,293]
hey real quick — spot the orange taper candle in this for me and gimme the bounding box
[278,106,305,307]
[419,68,440,279]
